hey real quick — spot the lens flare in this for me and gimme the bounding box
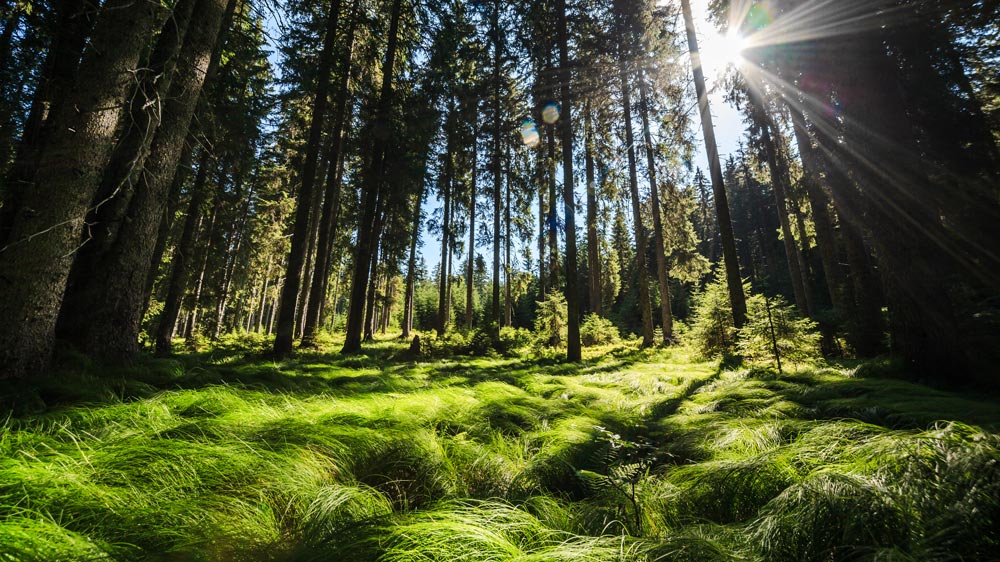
[541,102,560,124]
[521,119,540,147]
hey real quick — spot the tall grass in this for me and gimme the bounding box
[1,337,998,560]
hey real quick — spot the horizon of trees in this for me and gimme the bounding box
[0,0,998,386]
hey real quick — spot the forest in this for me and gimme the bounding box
[1,0,999,559]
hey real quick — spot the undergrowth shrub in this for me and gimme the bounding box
[580,314,621,347]
[498,326,532,354]
[535,290,568,348]
[688,272,742,358]
[738,294,821,367]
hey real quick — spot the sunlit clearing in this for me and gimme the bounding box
[521,119,540,147]
[541,102,560,124]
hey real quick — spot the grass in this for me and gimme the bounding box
[1,334,998,561]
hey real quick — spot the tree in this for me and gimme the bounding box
[0,0,167,377]
[679,0,746,329]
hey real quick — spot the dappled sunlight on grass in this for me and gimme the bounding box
[1,335,998,560]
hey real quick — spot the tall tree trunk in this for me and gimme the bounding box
[618,38,654,348]
[143,140,195,317]
[546,125,559,287]
[490,0,502,331]
[537,138,546,294]
[77,0,198,264]
[185,185,222,341]
[341,0,403,353]
[638,71,673,342]
[301,0,360,346]
[0,0,95,244]
[212,176,251,339]
[365,194,388,341]
[437,149,453,336]
[155,148,211,354]
[554,0,580,361]
[402,183,424,338]
[680,0,746,328]
[504,148,512,327]
[274,0,344,354]
[748,88,812,316]
[60,0,231,361]
[584,102,601,317]
[467,129,477,330]
[0,0,165,378]
[791,111,846,317]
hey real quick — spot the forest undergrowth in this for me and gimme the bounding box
[1,335,998,561]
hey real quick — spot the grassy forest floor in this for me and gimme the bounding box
[2,335,999,561]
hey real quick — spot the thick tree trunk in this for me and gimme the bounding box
[341,0,402,353]
[274,0,344,354]
[638,71,673,342]
[78,0,198,263]
[0,0,165,378]
[60,0,231,361]
[680,0,746,328]
[0,0,95,244]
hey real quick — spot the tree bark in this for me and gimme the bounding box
[504,148,512,327]
[274,0,344,354]
[617,33,654,348]
[61,0,231,361]
[341,0,402,353]
[402,183,424,338]
[537,135,546,294]
[0,0,95,244]
[638,71,673,342]
[491,0,503,331]
[468,126,477,330]
[546,125,559,288]
[155,148,211,354]
[584,102,601,317]
[554,0,580,361]
[0,0,165,378]
[680,0,746,329]
[437,147,453,336]
[301,0,359,344]
[747,87,812,316]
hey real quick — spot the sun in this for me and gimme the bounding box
[700,31,749,76]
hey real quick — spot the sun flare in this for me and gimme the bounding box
[700,31,749,74]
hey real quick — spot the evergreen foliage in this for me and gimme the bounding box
[738,293,822,368]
